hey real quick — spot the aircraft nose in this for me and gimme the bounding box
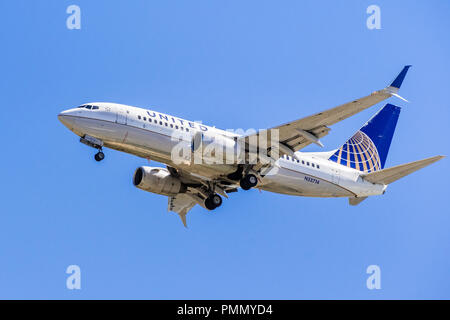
[58,109,77,128]
[58,108,77,116]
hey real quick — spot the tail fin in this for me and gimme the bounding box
[329,104,401,172]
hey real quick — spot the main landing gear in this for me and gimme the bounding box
[239,174,258,190]
[204,194,222,211]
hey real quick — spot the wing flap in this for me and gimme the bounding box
[168,194,197,227]
[349,197,367,206]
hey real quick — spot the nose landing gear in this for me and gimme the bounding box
[79,135,105,162]
[94,150,105,162]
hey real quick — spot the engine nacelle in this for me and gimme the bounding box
[133,166,186,196]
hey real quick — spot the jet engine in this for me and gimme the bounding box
[133,167,186,196]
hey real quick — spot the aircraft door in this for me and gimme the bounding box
[116,109,127,125]
[331,168,341,185]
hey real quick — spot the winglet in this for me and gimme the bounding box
[390,65,412,89]
[390,92,409,102]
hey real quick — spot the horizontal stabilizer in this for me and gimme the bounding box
[362,155,444,185]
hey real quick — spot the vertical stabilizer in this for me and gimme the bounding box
[329,104,401,172]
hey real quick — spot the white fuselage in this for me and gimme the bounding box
[58,102,386,198]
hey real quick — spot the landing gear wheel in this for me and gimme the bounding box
[210,194,222,208]
[94,151,105,162]
[205,194,222,210]
[240,174,258,190]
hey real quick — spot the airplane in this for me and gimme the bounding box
[58,66,444,227]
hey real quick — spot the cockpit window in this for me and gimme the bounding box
[77,105,99,110]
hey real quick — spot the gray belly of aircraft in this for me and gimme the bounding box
[69,116,237,177]
[260,166,354,197]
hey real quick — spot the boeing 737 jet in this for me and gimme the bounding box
[58,66,443,226]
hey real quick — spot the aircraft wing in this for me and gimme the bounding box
[240,66,411,162]
[168,194,197,228]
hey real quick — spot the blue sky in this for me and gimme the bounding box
[0,0,449,299]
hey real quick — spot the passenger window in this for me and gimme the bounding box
[302,160,305,165]
[307,162,310,166]
[317,165,320,169]
[138,115,141,120]
[186,128,189,132]
[143,117,147,121]
[312,163,315,168]
[159,121,163,125]
[175,125,179,129]
[170,124,173,128]
[296,159,299,163]
[165,123,168,126]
